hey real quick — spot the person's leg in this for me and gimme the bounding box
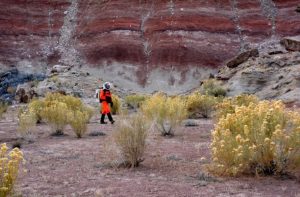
[107,113,115,124]
[100,113,107,124]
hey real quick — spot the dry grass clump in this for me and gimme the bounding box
[210,100,300,176]
[0,103,8,119]
[17,111,37,142]
[186,92,219,118]
[0,143,24,197]
[113,113,149,168]
[125,94,149,110]
[111,95,121,115]
[141,93,187,136]
[215,94,259,120]
[201,79,226,97]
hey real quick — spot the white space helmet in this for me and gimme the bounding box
[103,82,111,90]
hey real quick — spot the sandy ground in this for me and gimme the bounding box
[0,107,300,197]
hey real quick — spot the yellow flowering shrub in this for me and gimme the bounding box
[113,113,149,167]
[0,143,24,197]
[69,109,91,138]
[211,100,300,176]
[215,94,259,120]
[202,79,226,97]
[186,92,219,118]
[28,93,93,137]
[141,93,187,136]
[41,100,70,135]
[125,94,149,110]
[28,99,45,123]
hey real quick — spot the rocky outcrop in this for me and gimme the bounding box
[281,36,300,51]
[0,68,45,103]
[217,39,300,104]
[0,0,300,88]
[226,49,259,68]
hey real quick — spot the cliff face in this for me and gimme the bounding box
[0,0,299,86]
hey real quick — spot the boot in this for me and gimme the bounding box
[100,114,107,124]
[107,113,115,124]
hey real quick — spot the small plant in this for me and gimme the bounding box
[186,92,219,118]
[142,93,187,136]
[69,110,90,138]
[113,113,149,167]
[215,94,259,120]
[0,143,24,197]
[125,94,149,110]
[210,100,300,176]
[111,95,121,115]
[201,79,226,97]
[17,111,37,142]
[0,103,8,119]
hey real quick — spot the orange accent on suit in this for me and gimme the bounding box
[99,89,111,114]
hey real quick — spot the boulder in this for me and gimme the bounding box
[51,65,71,73]
[226,49,259,68]
[281,36,300,51]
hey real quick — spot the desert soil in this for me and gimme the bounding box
[0,106,299,197]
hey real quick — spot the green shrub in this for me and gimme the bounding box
[210,100,300,176]
[215,94,259,120]
[202,79,226,97]
[141,93,187,136]
[125,94,149,110]
[113,113,149,167]
[186,92,219,118]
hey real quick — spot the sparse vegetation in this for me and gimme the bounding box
[201,79,226,97]
[211,100,300,176]
[142,93,187,136]
[0,143,24,197]
[111,95,121,115]
[186,92,219,118]
[113,113,149,167]
[125,94,149,110]
[0,103,8,119]
[17,111,37,142]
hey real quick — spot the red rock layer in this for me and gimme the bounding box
[0,0,299,70]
